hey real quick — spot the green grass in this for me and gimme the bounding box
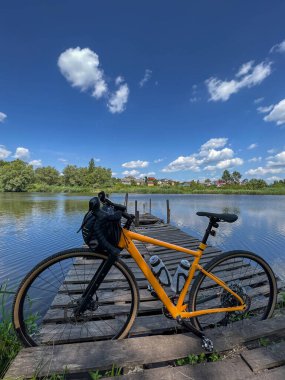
[89,364,122,379]
[175,352,221,366]
[0,282,22,378]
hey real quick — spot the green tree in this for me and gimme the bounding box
[0,159,34,192]
[232,171,242,184]
[63,165,82,186]
[221,170,231,184]
[88,158,95,173]
[246,178,267,189]
[35,166,60,185]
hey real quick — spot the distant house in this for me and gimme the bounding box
[121,176,135,185]
[136,178,145,186]
[215,180,226,187]
[157,178,175,186]
[147,177,156,186]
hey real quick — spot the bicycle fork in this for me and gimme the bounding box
[74,252,118,316]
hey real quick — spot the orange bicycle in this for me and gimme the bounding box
[13,192,277,351]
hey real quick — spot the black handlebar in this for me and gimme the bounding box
[98,191,134,227]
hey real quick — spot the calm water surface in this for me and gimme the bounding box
[1,193,285,295]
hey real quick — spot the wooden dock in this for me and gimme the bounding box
[4,214,285,379]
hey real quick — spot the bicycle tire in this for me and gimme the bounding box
[13,248,139,347]
[188,250,277,331]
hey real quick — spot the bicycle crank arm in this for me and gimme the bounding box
[176,317,214,352]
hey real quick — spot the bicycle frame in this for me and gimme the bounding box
[118,228,246,320]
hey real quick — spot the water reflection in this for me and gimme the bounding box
[0,193,285,295]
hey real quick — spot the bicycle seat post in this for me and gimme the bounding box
[201,217,219,245]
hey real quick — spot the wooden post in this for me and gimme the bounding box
[135,200,137,215]
[166,199,170,224]
[143,203,146,214]
[135,210,139,227]
[149,198,152,214]
[125,192,129,210]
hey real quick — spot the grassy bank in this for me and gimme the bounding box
[18,184,285,195]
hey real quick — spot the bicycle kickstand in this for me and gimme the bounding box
[176,317,214,352]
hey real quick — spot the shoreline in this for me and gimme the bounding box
[1,187,285,196]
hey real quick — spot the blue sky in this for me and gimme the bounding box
[1,0,285,182]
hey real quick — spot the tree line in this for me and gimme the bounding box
[0,158,113,192]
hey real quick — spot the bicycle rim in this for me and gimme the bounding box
[188,250,277,331]
[13,248,139,346]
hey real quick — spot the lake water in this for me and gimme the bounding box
[1,192,285,296]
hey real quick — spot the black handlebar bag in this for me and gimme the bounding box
[78,197,122,252]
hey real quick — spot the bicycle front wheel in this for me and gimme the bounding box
[188,250,277,331]
[13,248,139,347]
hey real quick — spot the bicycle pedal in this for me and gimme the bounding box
[147,285,158,298]
[201,336,214,352]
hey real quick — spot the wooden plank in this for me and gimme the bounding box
[109,356,253,380]
[241,341,285,372]
[5,316,285,379]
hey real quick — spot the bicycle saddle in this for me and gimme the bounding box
[196,211,238,223]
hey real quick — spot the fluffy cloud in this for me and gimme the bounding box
[107,84,129,114]
[257,105,274,114]
[270,39,285,54]
[58,47,129,113]
[0,112,7,123]
[122,160,149,168]
[14,147,30,160]
[248,157,262,163]
[138,172,156,178]
[254,97,264,104]
[58,47,107,99]
[29,159,42,167]
[162,138,243,173]
[246,150,285,176]
[122,170,140,176]
[248,143,258,150]
[0,145,11,159]
[263,99,285,126]
[154,158,164,163]
[139,69,152,87]
[200,138,228,150]
[206,61,272,101]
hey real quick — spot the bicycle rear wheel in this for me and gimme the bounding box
[188,250,277,331]
[13,248,139,347]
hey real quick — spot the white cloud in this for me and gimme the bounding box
[107,84,129,113]
[14,147,30,160]
[139,69,152,87]
[58,47,107,99]
[263,99,285,126]
[58,47,130,113]
[204,158,243,171]
[115,76,124,85]
[0,112,7,123]
[270,39,285,54]
[267,148,277,154]
[248,143,258,150]
[0,145,11,159]
[200,138,228,150]
[206,61,272,101]
[122,170,140,176]
[138,172,156,178]
[94,158,101,162]
[29,159,42,167]
[154,158,164,163]
[246,167,283,176]
[162,138,242,173]
[246,150,285,176]
[236,60,254,77]
[254,97,264,104]
[266,176,282,182]
[257,105,274,114]
[122,160,149,168]
[111,172,117,177]
[58,158,68,163]
[248,156,262,163]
